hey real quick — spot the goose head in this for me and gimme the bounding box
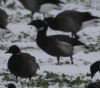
[28,19,48,32]
[6,45,21,54]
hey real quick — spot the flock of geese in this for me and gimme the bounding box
[0,0,100,88]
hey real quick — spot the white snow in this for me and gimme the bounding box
[0,0,100,88]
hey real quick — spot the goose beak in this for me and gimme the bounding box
[92,15,100,19]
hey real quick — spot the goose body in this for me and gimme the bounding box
[8,83,16,88]
[29,20,75,64]
[90,61,100,78]
[44,10,99,39]
[37,32,73,57]
[6,45,39,81]
[48,35,88,48]
[0,8,8,29]
[19,0,63,19]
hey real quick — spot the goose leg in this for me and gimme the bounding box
[72,32,79,39]
[72,33,74,39]
[70,56,74,64]
[29,77,31,81]
[4,0,7,4]
[43,13,46,18]
[31,12,33,20]
[75,34,79,39]
[57,56,60,64]
[16,76,18,83]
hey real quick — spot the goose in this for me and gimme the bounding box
[28,20,88,64]
[90,61,100,78]
[19,0,64,19]
[6,45,39,81]
[8,83,16,88]
[0,8,8,29]
[44,10,99,39]
[87,81,100,88]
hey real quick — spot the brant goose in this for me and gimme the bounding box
[6,45,39,81]
[19,0,64,19]
[0,8,8,29]
[8,83,16,88]
[90,61,100,78]
[29,20,75,64]
[44,10,99,39]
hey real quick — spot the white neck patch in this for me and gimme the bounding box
[38,27,44,31]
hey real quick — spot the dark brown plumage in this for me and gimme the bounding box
[87,81,100,88]
[28,20,74,64]
[19,0,64,19]
[8,83,16,88]
[6,45,39,81]
[0,8,8,29]
[44,10,99,39]
[90,61,100,78]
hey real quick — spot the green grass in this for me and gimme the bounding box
[1,71,91,88]
[6,2,16,9]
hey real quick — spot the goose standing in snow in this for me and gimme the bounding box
[6,45,39,81]
[28,20,88,64]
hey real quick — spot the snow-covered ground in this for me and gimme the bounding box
[0,0,100,88]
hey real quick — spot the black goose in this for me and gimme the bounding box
[90,61,100,78]
[19,0,64,19]
[0,8,8,29]
[87,81,100,88]
[44,10,99,39]
[8,83,16,88]
[49,35,89,48]
[6,45,39,81]
[28,20,88,64]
